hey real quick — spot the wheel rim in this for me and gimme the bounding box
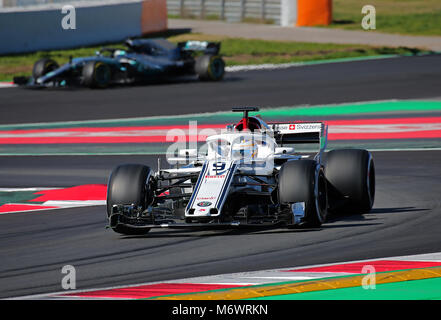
[209,57,224,80]
[94,63,111,86]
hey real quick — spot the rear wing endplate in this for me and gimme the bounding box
[270,122,328,151]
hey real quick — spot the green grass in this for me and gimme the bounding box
[329,0,441,36]
[0,33,425,81]
[0,191,40,207]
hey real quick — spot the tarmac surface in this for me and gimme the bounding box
[0,53,440,299]
[1,54,441,125]
[0,150,440,298]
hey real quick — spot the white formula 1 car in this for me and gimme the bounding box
[106,107,375,235]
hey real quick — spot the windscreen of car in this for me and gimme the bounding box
[208,139,231,158]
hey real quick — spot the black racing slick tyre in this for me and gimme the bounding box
[195,54,225,81]
[32,58,59,79]
[82,61,112,88]
[278,160,328,227]
[324,149,375,214]
[106,164,152,235]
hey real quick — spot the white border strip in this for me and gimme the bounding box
[8,251,441,300]
[0,82,16,88]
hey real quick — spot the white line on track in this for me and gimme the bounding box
[42,200,106,207]
[0,82,15,88]
[224,55,403,72]
[242,276,315,280]
[0,205,63,216]
[0,187,60,192]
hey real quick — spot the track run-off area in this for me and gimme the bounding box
[0,54,440,299]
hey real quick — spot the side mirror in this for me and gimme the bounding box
[275,147,295,155]
[178,149,198,157]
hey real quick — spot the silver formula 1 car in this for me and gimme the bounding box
[106,107,375,235]
[14,38,225,88]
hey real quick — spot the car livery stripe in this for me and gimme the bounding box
[213,161,230,209]
[215,162,238,210]
[218,162,233,209]
[185,162,209,212]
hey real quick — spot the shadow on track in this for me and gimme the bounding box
[116,205,427,239]
[117,206,421,239]
[23,74,244,92]
[368,207,429,214]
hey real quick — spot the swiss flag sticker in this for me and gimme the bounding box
[289,124,296,130]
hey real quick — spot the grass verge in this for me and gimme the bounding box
[329,0,441,36]
[0,32,425,81]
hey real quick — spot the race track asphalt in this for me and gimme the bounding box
[0,54,440,298]
[0,54,440,125]
[0,151,440,298]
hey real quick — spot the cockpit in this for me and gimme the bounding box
[206,133,274,161]
[234,116,264,132]
[229,107,271,133]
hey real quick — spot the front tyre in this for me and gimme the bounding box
[106,164,152,235]
[195,55,225,81]
[82,61,112,88]
[324,149,375,214]
[278,160,328,227]
[33,58,59,79]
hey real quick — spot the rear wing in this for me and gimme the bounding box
[269,122,328,152]
[178,41,221,55]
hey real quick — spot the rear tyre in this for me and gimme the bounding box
[278,160,328,227]
[32,58,59,79]
[195,55,225,81]
[324,149,375,214]
[82,61,112,88]
[107,164,152,235]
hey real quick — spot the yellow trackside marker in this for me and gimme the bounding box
[153,266,441,300]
